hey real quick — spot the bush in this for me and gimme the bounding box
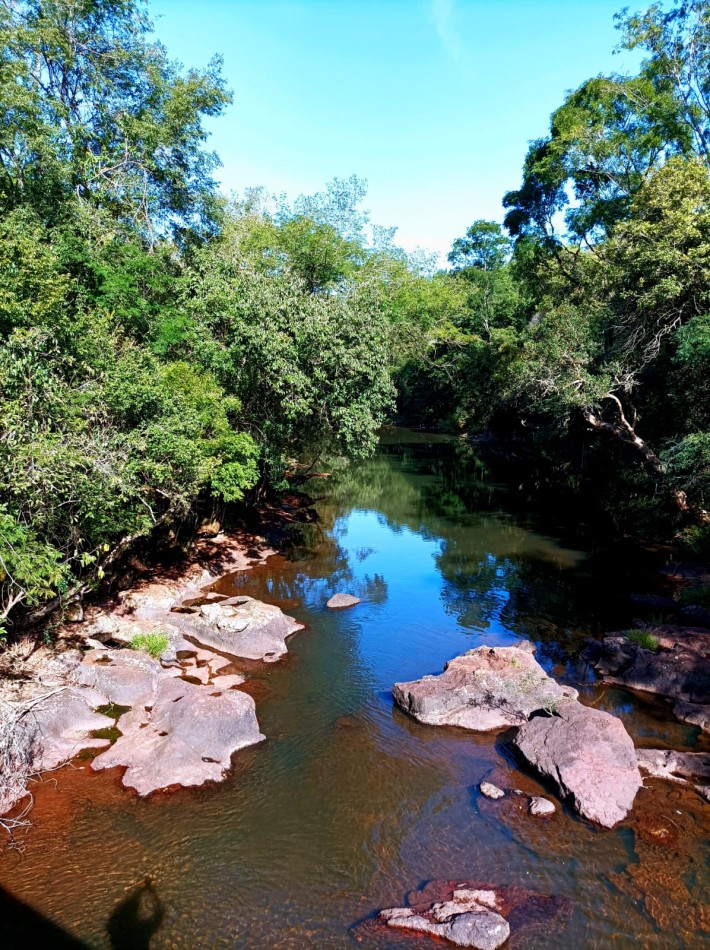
[625,630,660,653]
[130,632,169,658]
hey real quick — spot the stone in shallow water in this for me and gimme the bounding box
[480,782,505,800]
[513,702,642,828]
[529,796,556,817]
[369,881,570,949]
[326,593,361,609]
[393,643,578,731]
[91,676,264,795]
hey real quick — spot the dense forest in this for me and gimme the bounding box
[1,0,710,636]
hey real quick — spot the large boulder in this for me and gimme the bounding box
[393,643,578,731]
[513,702,642,828]
[171,597,303,663]
[91,676,264,795]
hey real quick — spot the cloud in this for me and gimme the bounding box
[431,0,463,66]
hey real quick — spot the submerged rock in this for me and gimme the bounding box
[91,676,264,795]
[171,597,303,662]
[326,593,361,609]
[513,703,642,828]
[393,643,578,731]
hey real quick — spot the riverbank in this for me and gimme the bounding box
[0,526,300,829]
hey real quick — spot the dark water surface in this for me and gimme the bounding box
[1,431,708,948]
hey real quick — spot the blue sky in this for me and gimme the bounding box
[151,0,641,260]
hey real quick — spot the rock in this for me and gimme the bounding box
[696,785,710,803]
[630,593,678,613]
[172,597,303,663]
[380,889,509,949]
[211,673,246,690]
[91,676,264,795]
[592,630,710,707]
[326,593,361,609]
[370,880,570,949]
[680,604,710,628]
[672,699,710,733]
[72,648,163,707]
[20,688,111,772]
[64,602,84,623]
[479,782,505,800]
[513,702,642,827]
[636,748,710,784]
[393,644,578,731]
[529,796,556,817]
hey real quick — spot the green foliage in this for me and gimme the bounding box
[679,585,710,609]
[625,630,660,653]
[130,632,169,658]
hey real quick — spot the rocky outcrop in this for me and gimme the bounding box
[636,748,710,785]
[326,593,360,609]
[589,627,710,732]
[91,676,264,795]
[513,703,643,828]
[170,598,303,663]
[369,880,569,948]
[393,643,578,731]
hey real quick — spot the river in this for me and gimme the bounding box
[1,430,708,948]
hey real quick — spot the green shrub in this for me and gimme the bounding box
[679,585,710,608]
[624,630,660,653]
[130,632,169,658]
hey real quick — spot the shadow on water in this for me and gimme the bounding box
[106,878,164,950]
[0,884,87,948]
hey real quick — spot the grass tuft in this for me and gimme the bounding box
[130,632,169,658]
[624,629,660,653]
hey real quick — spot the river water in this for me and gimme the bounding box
[1,431,708,948]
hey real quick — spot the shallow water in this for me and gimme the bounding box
[1,431,708,948]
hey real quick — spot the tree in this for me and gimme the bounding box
[448,220,511,271]
[0,0,230,242]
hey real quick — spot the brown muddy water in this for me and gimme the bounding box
[1,431,708,948]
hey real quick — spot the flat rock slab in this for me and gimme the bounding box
[592,631,710,707]
[364,880,569,949]
[92,676,264,795]
[72,648,163,707]
[636,748,710,784]
[393,643,578,731]
[513,702,642,827]
[326,593,361,609]
[172,597,303,663]
[20,688,110,772]
[673,699,710,733]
